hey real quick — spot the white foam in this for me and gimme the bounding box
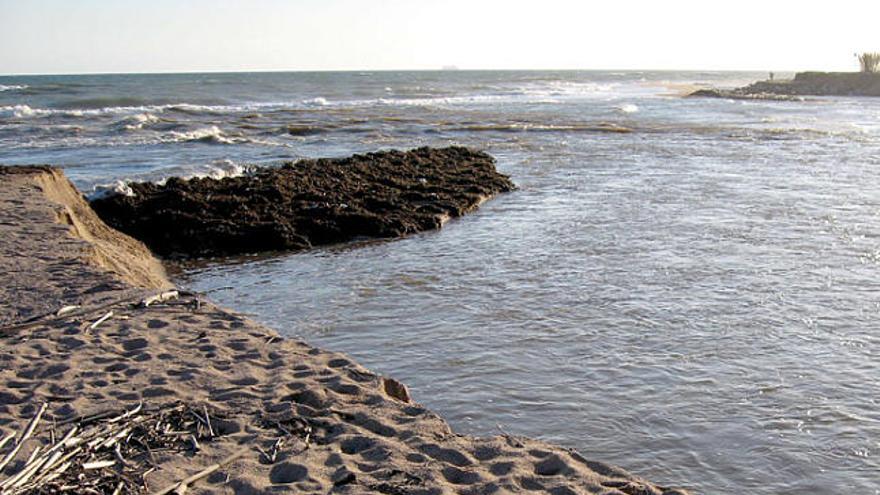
[152,159,252,185]
[117,112,160,131]
[86,160,253,200]
[200,159,250,180]
[1,103,136,118]
[303,97,329,106]
[618,104,639,113]
[0,104,42,118]
[87,180,136,201]
[520,81,619,99]
[168,125,238,144]
[0,84,27,92]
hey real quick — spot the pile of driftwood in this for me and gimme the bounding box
[0,402,226,495]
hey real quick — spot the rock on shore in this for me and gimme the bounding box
[90,147,515,259]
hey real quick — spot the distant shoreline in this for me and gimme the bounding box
[690,71,880,100]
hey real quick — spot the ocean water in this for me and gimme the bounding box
[2,70,879,494]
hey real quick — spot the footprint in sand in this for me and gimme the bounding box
[141,387,175,398]
[104,363,127,372]
[269,462,309,484]
[419,444,473,467]
[534,454,573,476]
[131,352,152,362]
[340,435,376,455]
[39,364,70,379]
[0,392,24,405]
[490,461,514,476]
[441,466,481,485]
[229,376,259,386]
[121,337,149,352]
[327,358,352,368]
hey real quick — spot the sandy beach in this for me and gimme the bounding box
[0,166,687,494]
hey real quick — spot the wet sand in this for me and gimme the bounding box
[0,166,689,494]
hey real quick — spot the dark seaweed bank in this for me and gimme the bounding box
[90,147,515,258]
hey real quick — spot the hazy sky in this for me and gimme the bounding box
[2,0,879,75]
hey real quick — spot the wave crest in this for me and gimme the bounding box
[87,180,136,201]
[168,125,240,144]
[156,159,252,183]
[116,112,160,131]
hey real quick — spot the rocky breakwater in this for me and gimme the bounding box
[91,147,515,259]
[691,71,880,100]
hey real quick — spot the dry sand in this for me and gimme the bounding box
[0,166,690,494]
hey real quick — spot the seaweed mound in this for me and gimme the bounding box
[90,147,515,258]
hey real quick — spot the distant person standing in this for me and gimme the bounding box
[769,72,775,81]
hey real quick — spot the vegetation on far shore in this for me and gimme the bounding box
[857,52,880,73]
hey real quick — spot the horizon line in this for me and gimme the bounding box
[0,67,817,78]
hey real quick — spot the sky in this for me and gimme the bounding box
[2,0,880,75]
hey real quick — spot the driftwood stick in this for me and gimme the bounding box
[203,406,215,438]
[87,310,114,332]
[0,432,15,452]
[0,402,47,474]
[109,402,142,424]
[34,445,80,484]
[55,305,80,317]
[57,408,116,427]
[188,411,209,432]
[82,459,115,470]
[33,449,63,480]
[9,453,52,489]
[113,443,129,467]
[23,445,42,467]
[152,450,248,495]
[140,290,179,308]
[3,453,49,490]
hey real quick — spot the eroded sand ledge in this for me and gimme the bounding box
[0,166,689,494]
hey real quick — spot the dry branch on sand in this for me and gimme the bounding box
[0,398,318,495]
[0,403,228,494]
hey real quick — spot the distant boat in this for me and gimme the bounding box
[441,65,460,71]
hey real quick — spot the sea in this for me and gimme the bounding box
[2,70,879,494]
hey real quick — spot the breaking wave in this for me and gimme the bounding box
[449,122,632,134]
[156,159,252,183]
[0,84,28,92]
[164,126,282,146]
[87,180,136,201]
[168,126,242,144]
[0,86,634,121]
[115,112,161,131]
[303,97,329,106]
[86,160,254,200]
